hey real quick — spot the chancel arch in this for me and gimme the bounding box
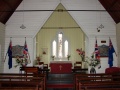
[35,3,85,64]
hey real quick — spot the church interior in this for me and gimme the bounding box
[0,0,120,90]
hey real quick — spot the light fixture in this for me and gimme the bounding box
[99,24,104,29]
[20,0,26,29]
[97,4,104,32]
[20,24,26,29]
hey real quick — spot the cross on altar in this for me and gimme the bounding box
[59,65,62,70]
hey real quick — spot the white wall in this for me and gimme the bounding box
[3,37,34,73]
[116,23,120,67]
[0,22,5,73]
[87,36,117,73]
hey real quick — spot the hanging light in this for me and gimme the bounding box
[99,24,104,29]
[20,24,26,29]
[20,0,26,29]
[97,4,104,32]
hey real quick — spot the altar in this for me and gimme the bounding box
[49,61,72,74]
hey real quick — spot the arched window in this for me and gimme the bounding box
[51,32,69,61]
[64,40,68,57]
[52,40,56,56]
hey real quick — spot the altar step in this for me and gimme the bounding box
[47,73,74,90]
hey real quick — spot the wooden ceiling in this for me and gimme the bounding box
[99,0,120,24]
[0,0,120,24]
[0,0,22,24]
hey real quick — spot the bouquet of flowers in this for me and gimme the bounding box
[51,55,55,60]
[67,54,71,60]
[76,48,85,61]
[86,53,100,68]
[14,55,28,68]
[34,56,41,65]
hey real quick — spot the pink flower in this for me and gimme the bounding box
[76,48,85,61]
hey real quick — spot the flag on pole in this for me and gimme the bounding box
[94,38,100,60]
[7,39,12,69]
[108,38,115,67]
[94,38,101,69]
[23,37,31,64]
[23,37,28,56]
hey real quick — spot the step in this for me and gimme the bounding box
[47,84,74,88]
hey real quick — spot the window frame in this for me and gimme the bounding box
[51,31,70,61]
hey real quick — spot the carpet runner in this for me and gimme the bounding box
[46,73,74,90]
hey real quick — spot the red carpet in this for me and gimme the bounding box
[47,84,74,88]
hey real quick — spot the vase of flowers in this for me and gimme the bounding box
[67,55,71,60]
[85,53,101,73]
[14,55,28,68]
[76,48,85,62]
[51,55,55,60]
[35,56,41,65]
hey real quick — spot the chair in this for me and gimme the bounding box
[43,64,48,69]
[24,67,38,74]
[39,62,48,69]
[24,67,39,79]
[74,61,82,69]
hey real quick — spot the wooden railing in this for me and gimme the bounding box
[74,73,120,90]
[0,73,46,90]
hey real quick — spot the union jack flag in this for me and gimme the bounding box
[23,38,28,56]
[94,39,100,60]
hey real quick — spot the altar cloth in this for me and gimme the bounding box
[49,61,72,74]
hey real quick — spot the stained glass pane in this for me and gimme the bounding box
[64,40,68,57]
[58,33,62,58]
[53,40,56,56]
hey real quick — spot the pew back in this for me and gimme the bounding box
[0,73,46,90]
[75,73,120,90]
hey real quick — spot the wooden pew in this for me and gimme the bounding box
[75,73,120,90]
[0,73,46,90]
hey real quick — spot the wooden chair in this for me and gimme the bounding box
[39,62,48,69]
[24,67,39,77]
[74,61,82,69]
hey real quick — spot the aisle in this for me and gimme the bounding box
[46,73,74,90]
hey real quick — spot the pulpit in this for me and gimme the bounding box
[49,61,72,74]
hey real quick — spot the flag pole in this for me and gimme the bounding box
[4,37,12,62]
[24,37,31,63]
[109,37,117,57]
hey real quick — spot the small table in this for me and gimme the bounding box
[72,68,88,73]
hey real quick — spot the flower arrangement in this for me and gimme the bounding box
[14,55,28,68]
[76,48,85,61]
[86,53,100,68]
[67,54,71,60]
[34,56,41,65]
[51,55,55,60]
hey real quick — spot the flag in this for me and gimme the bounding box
[23,37,31,64]
[94,39,100,60]
[23,38,28,56]
[7,39,12,69]
[108,38,115,67]
[94,38,101,69]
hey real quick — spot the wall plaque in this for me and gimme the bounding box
[98,45,109,57]
[12,45,24,58]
